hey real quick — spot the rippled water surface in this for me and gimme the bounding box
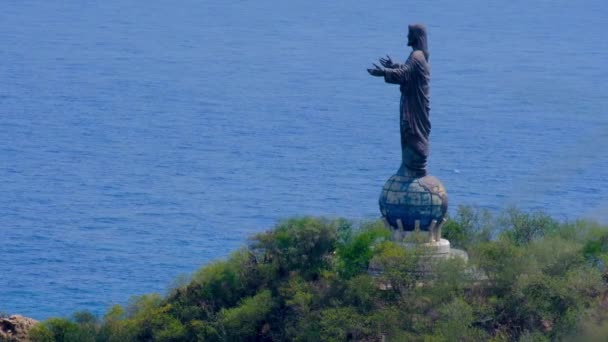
[1,0,607,318]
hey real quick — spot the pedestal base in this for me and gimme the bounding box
[370,238,469,289]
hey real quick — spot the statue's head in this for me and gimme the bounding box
[407,24,429,61]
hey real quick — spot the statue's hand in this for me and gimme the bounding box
[367,63,385,77]
[380,55,396,68]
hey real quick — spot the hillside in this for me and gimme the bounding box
[20,207,608,341]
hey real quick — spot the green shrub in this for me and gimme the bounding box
[250,217,339,280]
[335,220,390,279]
[432,298,488,341]
[443,205,494,249]
[188,248,259,311]
[370,240,419,293]
[29,324,54,342]
[218,290,275,341]
[500,208,559,245]
[29,318,82,342]
[318,307,374,342]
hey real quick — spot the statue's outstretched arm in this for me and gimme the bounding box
[383,62,412,85]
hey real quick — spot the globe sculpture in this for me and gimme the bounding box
[379,174,447,232]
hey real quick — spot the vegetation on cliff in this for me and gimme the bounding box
[26,207,608,341]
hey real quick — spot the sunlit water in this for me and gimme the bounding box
[1,0,607,319]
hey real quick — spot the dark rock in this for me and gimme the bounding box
[0,315,38,342]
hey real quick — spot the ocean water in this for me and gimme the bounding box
[1,0,607,319]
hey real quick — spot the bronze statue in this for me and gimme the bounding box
[368,24,430,178]
[370,24,447,233]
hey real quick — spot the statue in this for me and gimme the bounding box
[367,24,448,238]
[368,24,430,178]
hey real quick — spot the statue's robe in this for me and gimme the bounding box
[384,49,431,178]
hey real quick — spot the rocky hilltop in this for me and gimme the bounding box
[0,315,38,342]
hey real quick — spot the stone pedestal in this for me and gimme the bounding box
[419,238,468,262]
[390,230,469,262]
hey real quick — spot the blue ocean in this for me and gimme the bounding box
[1,0,607,319]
